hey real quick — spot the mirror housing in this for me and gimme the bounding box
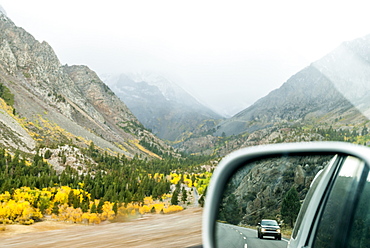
[202,142,370,248]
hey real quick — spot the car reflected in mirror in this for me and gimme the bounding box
[202,142,370,248]
[215,154,334,248]
[257,219,281,240]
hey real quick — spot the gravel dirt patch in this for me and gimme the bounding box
[0,207,203,247]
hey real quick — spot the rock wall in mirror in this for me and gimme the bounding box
[217,155,334,228]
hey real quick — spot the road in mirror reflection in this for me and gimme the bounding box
[215,155,335,248]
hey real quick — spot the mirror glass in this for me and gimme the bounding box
[215,154,335,248]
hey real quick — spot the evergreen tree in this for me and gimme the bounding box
[52,202,60,215]
[281,186,301,228]
[68,190,75,207]
[97,200,104,214]
[90,203,97,213]
[73,195,80,209]
[181,187,188,203]
[150,206,156,213]
[362,126,368,136]
[81,201,89,213]
[44,149,52,159]
[171,189,179,205]
[113,202,118,215]
[218,193,242,225]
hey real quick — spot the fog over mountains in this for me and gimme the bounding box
[88,33,370,155]
[214,35,370,137]
[101,72,221,141]
[100,33,370,155]
[0,5,369,158]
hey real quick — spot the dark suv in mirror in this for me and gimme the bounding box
[257,219,282,240]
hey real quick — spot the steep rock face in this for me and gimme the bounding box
[63,65,137,137]
[219,155,331,225]
[0,12,172,158]
[102,73,222,141]
[0,99,35,153]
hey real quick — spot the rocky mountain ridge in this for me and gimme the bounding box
[102,72,221,141]
[0,9,369,160]
[215,36,370,137]
[0,12,173,159]
[219,155,331,225]
[177,35,370,156]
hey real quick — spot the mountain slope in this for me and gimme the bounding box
[102,73,222,141]
[0,12,172,158]
[176,35,370,156]
[215,35,370,137]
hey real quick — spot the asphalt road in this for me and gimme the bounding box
[215,223,288,248]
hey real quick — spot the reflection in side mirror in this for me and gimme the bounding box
[219,155,332,226]
[215,155,333,247]
[202,142,370,248]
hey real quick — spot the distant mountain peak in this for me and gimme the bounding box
[123,72,194,104]
[101,72,221,141]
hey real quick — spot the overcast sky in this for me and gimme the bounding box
[2,1,370,116]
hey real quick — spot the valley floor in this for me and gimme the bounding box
[0,207,203,247]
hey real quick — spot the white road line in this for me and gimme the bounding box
[244,244,248,248]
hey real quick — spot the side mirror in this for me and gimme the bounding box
[202,142,370,248]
